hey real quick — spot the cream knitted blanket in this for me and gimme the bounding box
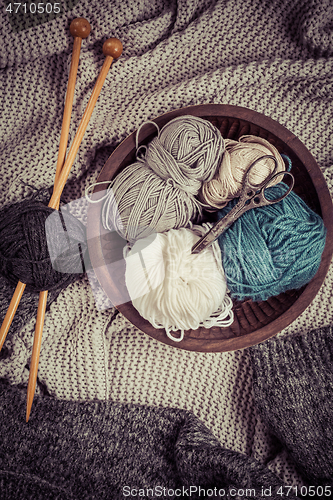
[1,0,333,487]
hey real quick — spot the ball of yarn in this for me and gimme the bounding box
[200,135,286,209]
[145,115,225,191]
[218,184,327,302]
[101,115,225,243]
[102,162,200,243]
[0,198,87,292]
[45,208,88,275]
[124,225,234,342]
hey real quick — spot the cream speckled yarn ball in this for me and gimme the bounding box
[200,135,286,209]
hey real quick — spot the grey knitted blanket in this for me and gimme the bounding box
[0,326,332,499]
[1,0,333,497]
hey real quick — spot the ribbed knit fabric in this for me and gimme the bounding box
[0,0,333,492]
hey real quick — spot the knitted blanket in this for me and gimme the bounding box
[0,0,333,495]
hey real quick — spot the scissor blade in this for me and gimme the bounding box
[191,228,216,254]
[191,215,236,254]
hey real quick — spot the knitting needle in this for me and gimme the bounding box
[0,283,26,350]
[26,37,123,422]
[24,17,91,421]
[54,17,91,187]
[0,18,91,352]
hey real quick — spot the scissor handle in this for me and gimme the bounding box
[240,156,294,207]
[241,155,278,192]
[242,170,295,210]
[261,170,294,204]
[191,158,295,254]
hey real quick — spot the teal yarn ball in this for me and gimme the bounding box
[218,184,327,302]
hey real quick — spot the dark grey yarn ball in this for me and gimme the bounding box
[0,197,87,293]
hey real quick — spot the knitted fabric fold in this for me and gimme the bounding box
[250,326,333,486]
[0,378,295,500]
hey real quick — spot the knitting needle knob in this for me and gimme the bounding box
[69,17,91,39]
[102,37,123,59]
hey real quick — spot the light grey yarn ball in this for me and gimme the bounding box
[102,162,201,243]
[102,115,225,243]
[145,115,225,194]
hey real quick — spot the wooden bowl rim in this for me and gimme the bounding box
[87,104,333,352]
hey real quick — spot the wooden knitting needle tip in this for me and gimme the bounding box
[26,36,123,422]
[0,282,26,350]
[26,291,47,422]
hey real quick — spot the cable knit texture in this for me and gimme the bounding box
[0,0,333,493]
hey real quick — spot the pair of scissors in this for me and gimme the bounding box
[191,155,295,254]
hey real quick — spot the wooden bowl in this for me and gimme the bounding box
[87,104,333,352]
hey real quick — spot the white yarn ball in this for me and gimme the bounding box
[124,225,234,342]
